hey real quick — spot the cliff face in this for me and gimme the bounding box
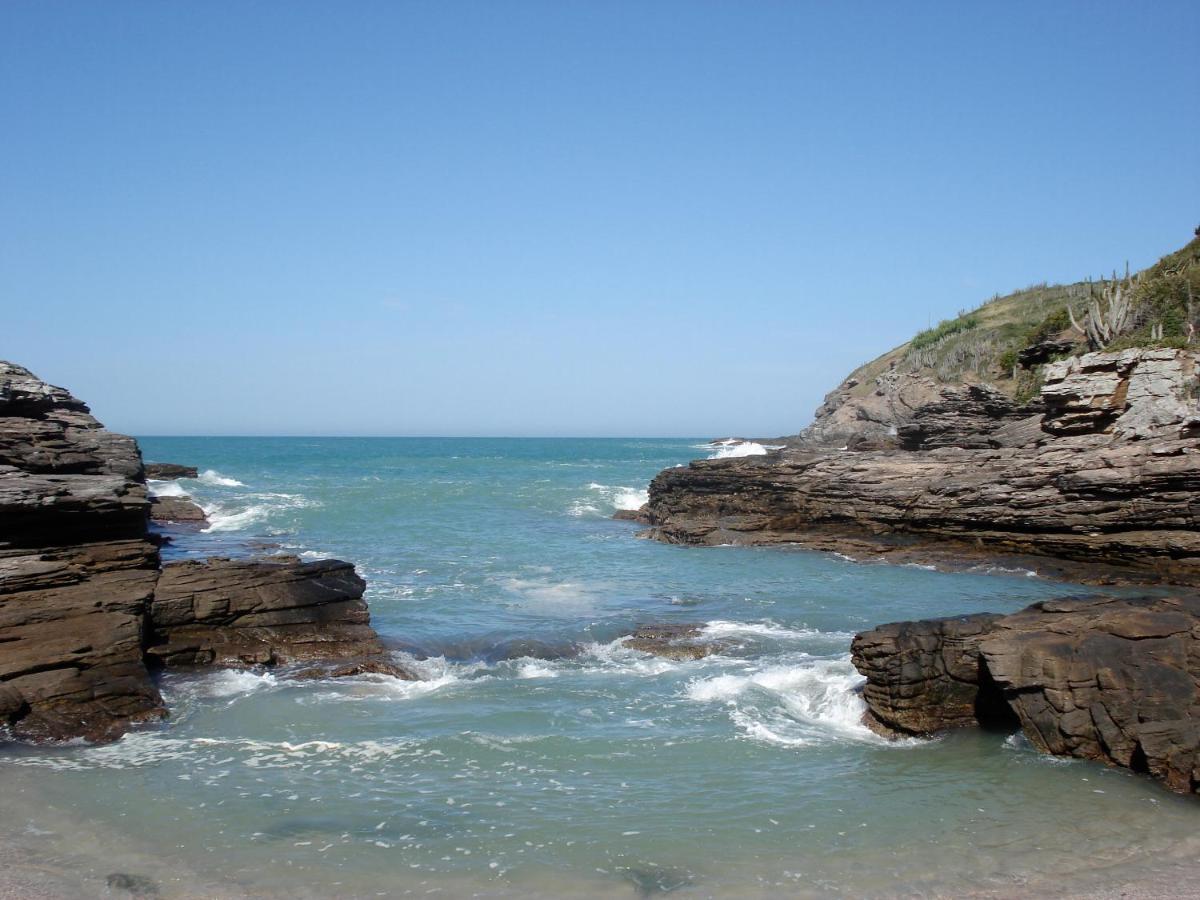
[0,362,396,745]
[644,349,1200,584]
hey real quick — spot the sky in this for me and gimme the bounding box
[2,2,1197,437]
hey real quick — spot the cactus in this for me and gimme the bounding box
[1069,266,1138,349]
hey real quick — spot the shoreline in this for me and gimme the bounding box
[636,520,1200,591]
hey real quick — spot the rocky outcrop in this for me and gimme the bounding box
[144,463,198,480]
[852,595,1200,794]
[798,371,945,449]
[895,384,1042,451]
[850,613,1008,736]
[1042,348,1200,439]
[1,362,165,742]
[1017,338,1076,368]
[643,349,1200,584]
[146,557,386,668]
[0,361,396,745]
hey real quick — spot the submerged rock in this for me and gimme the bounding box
[105,872,160,897]
[852,595,1200,794]
[292,657,416,680]
[622,624,726,660]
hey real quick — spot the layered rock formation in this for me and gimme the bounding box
[1,362,165,742]
[0,361,396,744]
[852,595,1200,794]
[642,349,1200,584]
[147,557,386,667]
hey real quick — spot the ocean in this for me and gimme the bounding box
[2,437,1196,898]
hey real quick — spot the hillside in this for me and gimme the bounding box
[794,231,1200,446]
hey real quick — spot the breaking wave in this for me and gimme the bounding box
[569,483,649,516]
[699,440,783,459]
[199,469,246,487]
[201,492,319,533]
[147,480,189,498]
[685,655,889,747]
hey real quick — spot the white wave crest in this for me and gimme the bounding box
[576,638,688,676]
[571,483,649,516]
[147,480,189,498]
[515,660,559,679]
[199,469,245,487]
[708,441,770,459]
[686,656,887,747]
[203,669,279,697]
[701,620,852,643]
[203,503,273,532]
[201,492,318,533]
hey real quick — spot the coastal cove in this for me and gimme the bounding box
[3,435,1199,897]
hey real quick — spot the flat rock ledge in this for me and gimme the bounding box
[851,594,1200,794]
[0,360,397,745]
[144,463,198,480]
[642,349,1200,586]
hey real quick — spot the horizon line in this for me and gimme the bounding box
[132,433,760,440]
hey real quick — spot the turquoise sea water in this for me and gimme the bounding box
[3,438,1198,898]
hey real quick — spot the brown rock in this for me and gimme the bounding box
[1,360,397,744]
[0,362,165,742]
[149,494,208,524]
[852,595,1200,794]
[144,463,198,480]
[292,658,416,680]
[622,623,726,660]
[146,556,387,668]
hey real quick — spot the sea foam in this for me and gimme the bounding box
[704,440,782,459]
[686,656,887,747]
[199,469,246,487]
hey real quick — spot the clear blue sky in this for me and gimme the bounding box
[2,2,1196,436]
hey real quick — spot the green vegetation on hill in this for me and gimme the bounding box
[834,232,1200,402]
